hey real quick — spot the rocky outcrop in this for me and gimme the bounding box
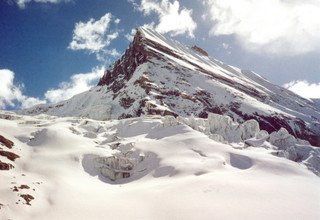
[0,151,19,161]
[0,134,20,171]
[0,161,14,170]
[98,30,148,92]
[0,135,14,149]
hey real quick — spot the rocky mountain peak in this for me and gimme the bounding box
[98,28,147,90]
[20,27,320,146]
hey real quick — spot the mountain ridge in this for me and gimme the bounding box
[19,27,320,146]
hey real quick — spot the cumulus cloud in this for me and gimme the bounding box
[0,67,106,109]
[69,13,117,53]
[14,0,70,9]
[0,69,45,109]
[283,80,320,99]
[134,0,197,38]
[68,13,121,63]
[204,0,320,55]
[44,66,105,103]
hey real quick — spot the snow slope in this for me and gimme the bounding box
[20,27,320,146]
[1,111,320,220]
[312,98,320,110]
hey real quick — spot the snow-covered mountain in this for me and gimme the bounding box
[312,98,320,110]
[20,27,320,146]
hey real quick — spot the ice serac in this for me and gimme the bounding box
[20,27,320,146]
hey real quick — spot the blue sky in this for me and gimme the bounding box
[1,0,320,109]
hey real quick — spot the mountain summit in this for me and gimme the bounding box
[21,27,320,146]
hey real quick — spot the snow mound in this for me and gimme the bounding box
[1,111,320,220]
[177,113,320,176]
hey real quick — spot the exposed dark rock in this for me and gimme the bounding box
[20,194,34,205]
[0,161,14,170]
[0,150,20,161]
[19,185,30,189]
[98,30,148,93]
[119,96,135,109]
[191,45,208,56]
[0,135,14,149]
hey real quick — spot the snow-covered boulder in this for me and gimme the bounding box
[269,128,298,150]
[79,120,105,133]
[94,156,134,181]
[0,111,22,120]
[94,142,145,181]
[207,113,233,134]
[240,119,260,140]
[206,113,243,143]
[178,116,208,133]
[245,138,265,148]
[279,144,320,176]
[297,139,310,145]
[83,132,97,139]
[115,143,144,162]
[284,146,299,161]
[304,154,320,176]
[256,130,269,140]
[102,133,120,143]
[209,133,225,143]
[162,115,179,127]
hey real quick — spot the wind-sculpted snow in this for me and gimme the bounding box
[172,113,320,176]
[19,27,320,146]
[1,111,320,219]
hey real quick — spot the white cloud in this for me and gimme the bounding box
[105,48,121,57]
[68,13,117,53]
[204,0,320,55]
[14,0,70,9]
[0,69,45,109]
[283,80,320,99]
[222,43,231,55]
[222,43,229,50]
[125,28,137,42]
[0,67,107,109]
[136,0,197,38]
[44,66,105,103]
[68,13,121,62]
[96,49,121,64]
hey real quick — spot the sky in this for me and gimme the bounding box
[1,0,320,110]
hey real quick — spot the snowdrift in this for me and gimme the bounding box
[1,110,320,220]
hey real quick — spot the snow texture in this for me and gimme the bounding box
[1,110,320,220]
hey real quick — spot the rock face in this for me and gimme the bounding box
[20,27,320,146]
